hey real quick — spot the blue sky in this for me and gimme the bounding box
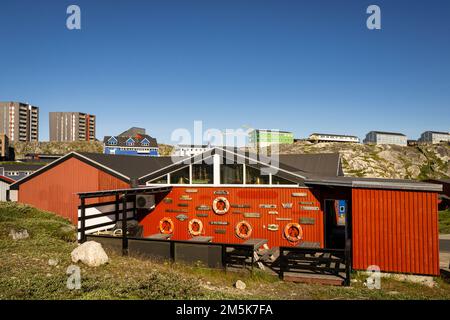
[0,0,449,143]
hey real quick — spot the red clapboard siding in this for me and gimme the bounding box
[352,188,439,276]
[140,186,325,248]
[18,157,130,224]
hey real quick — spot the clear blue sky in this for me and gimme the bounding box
[0,0,449,143]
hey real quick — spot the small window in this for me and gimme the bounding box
[221,164,243,184]
[272,174,297,185]
[126,138,135,146]
[149,175,168,184]
[192,163,213,184]
[171,166,190,184]
[246,165,270,185]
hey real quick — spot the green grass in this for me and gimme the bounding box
[1,202,450,300]
[439,210,450,234]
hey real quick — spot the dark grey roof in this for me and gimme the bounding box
[138,147,341,184]
[304,176,443,192]
[103,134,158,148]
[78,153,182,180]
[422,131,449,135]
[368,131,406,136]
[425,178,450,185]
[277,153,342,177]
[0,163,46,171]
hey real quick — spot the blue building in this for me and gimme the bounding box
[103,127,159,157]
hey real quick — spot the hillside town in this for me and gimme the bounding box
[1,0,450,305]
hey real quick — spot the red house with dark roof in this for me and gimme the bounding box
[10,147,442,276]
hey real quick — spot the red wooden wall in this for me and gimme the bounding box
[139,186,325,248]
[18,157,130,224]
[352,188,440,276]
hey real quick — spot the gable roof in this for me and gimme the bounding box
[137,147,342,184]
[9,152,184,190]
[11,147,439,192]
[0,163,46,171]
[0,175,14,184]
[103,134,158,148]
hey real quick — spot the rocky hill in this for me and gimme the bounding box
[276,142,450,180]
[11,141,449,180]
[12,141,175,158]
[12,141,104,158]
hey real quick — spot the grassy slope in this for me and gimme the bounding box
[1,203,450,300]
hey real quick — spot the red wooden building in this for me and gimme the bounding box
[10,148,442,276]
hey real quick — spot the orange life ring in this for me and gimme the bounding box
[212,197,230,215]
[235,220,252,239]
[284,223,303,242]
[159,217,174,234]
[188,219,203,236]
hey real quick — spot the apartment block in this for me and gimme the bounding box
[0,134,10,160]
[363,131,407,146]
[0,102,39,142]
[49,112,96,142]
[418,131,450,144]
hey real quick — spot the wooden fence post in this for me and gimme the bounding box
[122,195,128,256]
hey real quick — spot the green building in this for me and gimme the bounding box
[248,129,294,148]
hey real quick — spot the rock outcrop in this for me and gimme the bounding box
[71,241,109,267]
[276,142,449,180]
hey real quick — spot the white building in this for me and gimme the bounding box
[308,133,359,143]
[418,131,450,144]
[0,175,14,201]
[363,131,407,146]
[172,144,212,157]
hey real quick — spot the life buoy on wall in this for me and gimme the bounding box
[159,217,174,234]
[235,220,253,239]
[284,223,303,242]
[188,219,203,236]
[212,197,230,215]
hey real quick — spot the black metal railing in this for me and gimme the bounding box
[279,241,352,286]
[85,234,255,270]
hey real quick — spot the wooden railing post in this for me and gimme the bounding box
[221,245,227,270]
[115,194,119,223]
[279,247,285,279]
[80,197,86,243]
[170,241,175,262]
[122,195,128,256]
[345,239,352,286]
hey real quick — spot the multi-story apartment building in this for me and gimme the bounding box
[308,133,360,143]
[418,131,450,144]
[363,131,407,146]
[0,134,10,160]
[248,129,294,148]
[0,102,39,142]
[49,112,96,141]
